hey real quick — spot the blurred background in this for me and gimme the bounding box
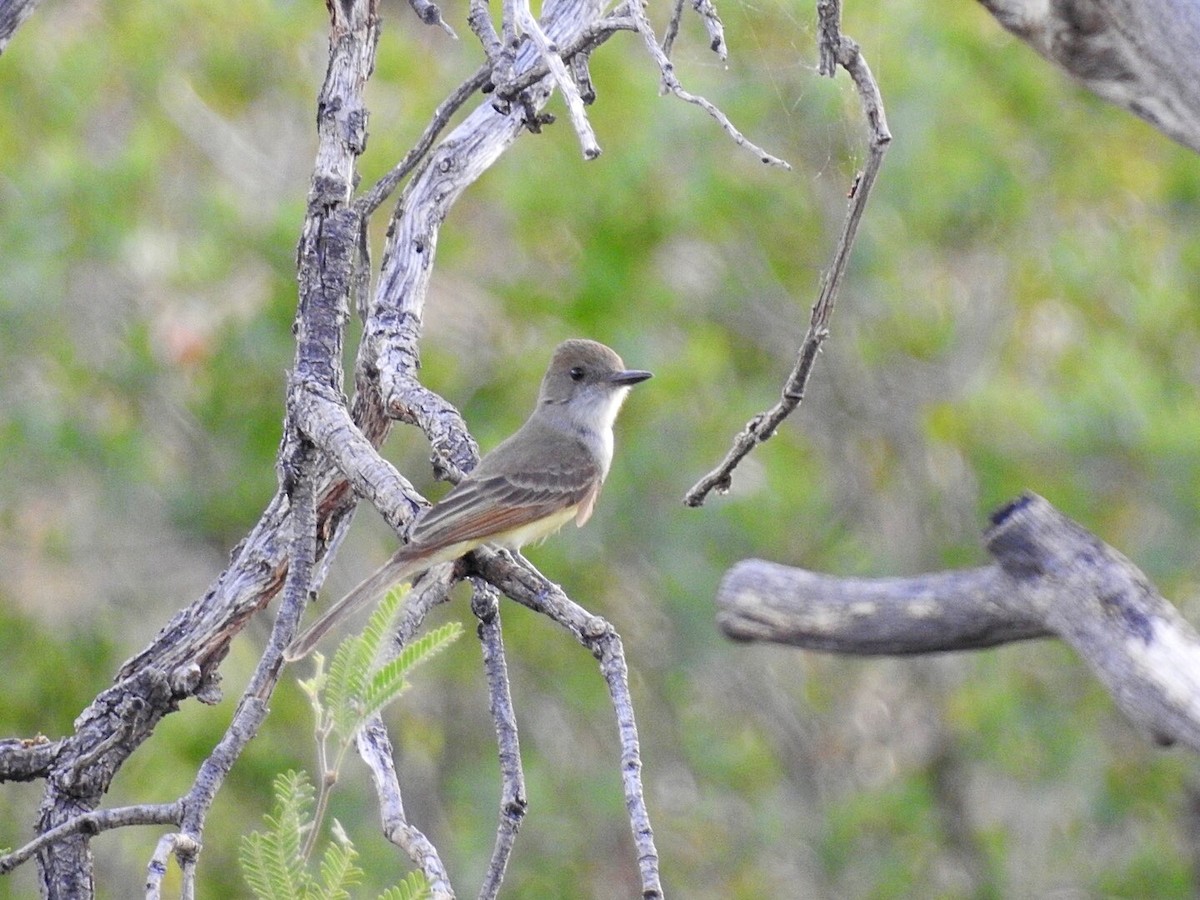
[2,0,1199,896]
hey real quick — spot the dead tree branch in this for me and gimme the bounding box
[0,0,41,55]
[979,0,1200,154]
[685,1,888,505]
[718,492,1200,751]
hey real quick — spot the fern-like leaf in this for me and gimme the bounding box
[325,589,406,740]
[240,770,316,900]
[316,819,364,900]
[377,871,433,900]
[359,622,464,722]
[358,587,406,659]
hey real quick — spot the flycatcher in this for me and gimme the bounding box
[285,338,651,661]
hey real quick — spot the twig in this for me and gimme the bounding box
[173,449,320,891]
[467,0,504,76]
[145,832,199,900]
[491,14,639,100]
[661,0,686,58]
[684,19,889,505]
[511,0,602,158]
[627,0,787,168]
[407,0,458,37]
[691,0,728,61]
[471,582,527,900]
[469,549,663,899]
[662,0,727,62]
[0,803,181,876]
[357,716,454,897]
[718,493,1200,751]
[356,67,492,218]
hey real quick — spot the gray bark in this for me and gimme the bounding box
[979,0,1200,153]
[719,493,1200,750]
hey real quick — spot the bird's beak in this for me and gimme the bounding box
[608,369,653,386]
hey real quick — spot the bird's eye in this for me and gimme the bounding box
[569,366,585,382]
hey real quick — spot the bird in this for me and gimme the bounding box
[284,338,651,661]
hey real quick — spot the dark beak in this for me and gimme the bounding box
[609,369,652,386]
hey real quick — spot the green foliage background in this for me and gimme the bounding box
[2,0,1199,896]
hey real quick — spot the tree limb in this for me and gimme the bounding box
[978,0,1200,154]
[0,0,41,55]
[718,492,1200,751]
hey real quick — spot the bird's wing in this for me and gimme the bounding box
[410,446,603,552]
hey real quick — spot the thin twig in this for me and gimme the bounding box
[467,0,505,80]
[493,13,638,100]
[468,549,663,899]
[691,0,728,61]
[407,0,458,37]
[684,22,890,505]
[0,803,181,876]
[356,67,492,218]
[511,0,602,158]
[472,582,527,900]
[627,0,788,167]
[661,0,686,59]
[146,832,199,900]
[174,450,320,892]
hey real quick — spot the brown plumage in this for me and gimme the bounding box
[284,339,650,661]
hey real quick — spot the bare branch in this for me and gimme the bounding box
[511,0,601,158]
[471,582,527,899]
[717,564,1052,654]
[627,0,787,167]
[0,803,181,876]
[685,16,889,505]
[469,549,663,899]
[0,0,41,55]
[357,716,455,897]
[979,0,1200,154]
[718,493,1200,752]
[146,833,199,900]
[357,67,492,218]
[0,736,59,783]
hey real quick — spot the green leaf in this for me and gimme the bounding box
[359,622,464,723]
[240,770,317,900]
[316,819,364,899]
[325,588,407,741]
[377,871,433,900]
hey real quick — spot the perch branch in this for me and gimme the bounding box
[468,549,663,899]
[718,492,1200,752]
[685,10,889,505]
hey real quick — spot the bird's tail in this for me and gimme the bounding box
[284,552,419,662]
